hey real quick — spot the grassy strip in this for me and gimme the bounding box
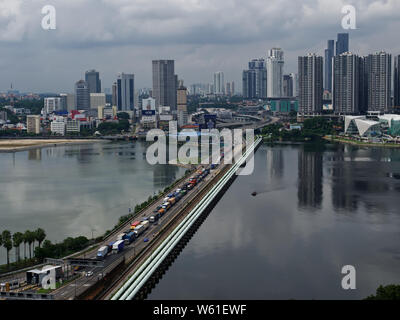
[325,136,400,148]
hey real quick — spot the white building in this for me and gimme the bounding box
[50,116,66,135]
[213,71,225,95]
[344,115,381,137]
[141,97,157,129]
[66,119,80,133]
[44,97,63,114]
[267,48,284,98]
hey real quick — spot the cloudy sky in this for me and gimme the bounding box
[0,0,399,93]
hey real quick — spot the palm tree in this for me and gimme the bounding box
[35,228,46,248]
[27,231,35,259]
[2,230,13,268]
[23,230,30,260]
[12,232,24,263]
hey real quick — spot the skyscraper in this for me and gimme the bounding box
[358,56,368,113]
[177,81,188,127]
[213,71,225,95]
[365,51,392,112]
[298,54,323,115]
[230,81,235,96]
[336,33,349,56]
[85,70,101,93]
[152,60,177,111]
[394,55,400,107]
[117,73,135,111]
[112,82,117,107]
[75,80,90,111]
[324,40,334,92]
[333,52,360,115]
[242,59,267,99]
[283,74,295,97]
[266,48,284,98]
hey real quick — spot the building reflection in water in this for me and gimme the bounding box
[153,164,180,189]
[328,144,359,212]
[266,149,284,180]
[28,149,42,161]
[297,147,323,210]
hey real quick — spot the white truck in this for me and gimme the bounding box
[112,240,125,254]
[141,220,150,231]
[97,246,109,260]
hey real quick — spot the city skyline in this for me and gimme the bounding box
[1,1,400,93]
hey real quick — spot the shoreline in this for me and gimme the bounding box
[0,139,109,153]
[323,136,400,149]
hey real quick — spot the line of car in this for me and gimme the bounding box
[95,166,214,261]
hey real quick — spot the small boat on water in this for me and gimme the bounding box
[251,192,257,197]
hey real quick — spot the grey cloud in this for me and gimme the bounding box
[0,0,399,92]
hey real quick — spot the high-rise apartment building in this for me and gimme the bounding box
[333,52,360,115]
[60,93,76,112]
[117,73,135,111]
[336,33,349,56]
[243,59,267,99]
[75,80,90,111]
[267,48,284,98]
[324,40,334,92]
[365,51,392,112]
[85,70,101,93]
[90,93,106,110]
[394,55,400,107]
[152,60,177,111]
[177,81,188,127]
[44,97,63,114]
[112,82,117,107]
[283,74,295,97]
[298,54,323,115]
[27,115,41,134]
[213,71,225,95]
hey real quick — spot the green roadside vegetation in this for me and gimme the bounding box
[324,136,400,148]
[261,117,338,143]
[365,285,400,300]
[1,164,194,276]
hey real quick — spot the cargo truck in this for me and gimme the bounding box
[150,212,161,223]
[116,233,125,241]
[97,246,109,260]
[108,241,115,251]
[130,221,141,230]
[162,202,171,210]
[158,208,166,216]
[112,240,125,254]
[134,224,145,237]
[141,220,150,231]
[124,232,135,244]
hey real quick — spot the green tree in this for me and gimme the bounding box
[365,285,400,300]
[117,112,130,120]
[2,230,13,268]
[35,228,46,248]
[23,231,29,260]
[25,230,35,259]
[12,232,24,262]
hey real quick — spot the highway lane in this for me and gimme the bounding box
[53,164,221,299]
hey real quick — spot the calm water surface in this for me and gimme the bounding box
[148,143,400,300]
[0,141,185,265]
